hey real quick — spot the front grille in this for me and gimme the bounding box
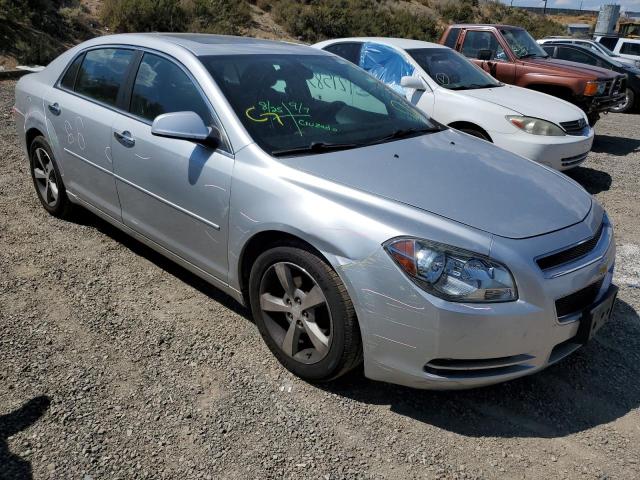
[561,152,588,167]
[536,222,604,271]
[560,118,587,135]
[555,278,603,318]
[611,76,625,95]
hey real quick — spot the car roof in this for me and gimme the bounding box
[319,37,446,50]
[449,24,523,30]
[87,33,325,56]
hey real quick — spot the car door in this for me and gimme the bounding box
[459,30,516,83]
[110,51,233,281]
[45,47,137,220]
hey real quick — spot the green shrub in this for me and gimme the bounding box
[272,0,441,43]
[100,0,252,34]
[478,1,565,38]
[186,0,252,35]
[101,0,188,33]
[436,0,477,24]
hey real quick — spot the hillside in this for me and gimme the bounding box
[0,0,567,69]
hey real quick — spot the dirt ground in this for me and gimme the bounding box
[1,78,639,480]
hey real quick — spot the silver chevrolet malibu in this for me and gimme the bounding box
[13,34,617,389]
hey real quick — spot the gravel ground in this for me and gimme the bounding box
[1,78,640,480]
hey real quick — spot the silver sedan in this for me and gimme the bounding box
[13,34,617,389]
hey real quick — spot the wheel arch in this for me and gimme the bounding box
[448,121,493,142]
[26,127,45,152]
[237,229,335,305]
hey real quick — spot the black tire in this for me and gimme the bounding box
[458,127,491,142]
[29,136,73,218]
[609,88,635,114]
[249,244,362,382]
[587,112,600,127]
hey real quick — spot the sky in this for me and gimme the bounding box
[503,1,640,12]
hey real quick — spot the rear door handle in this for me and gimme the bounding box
[114,130,135,147]
[48,103,61,116]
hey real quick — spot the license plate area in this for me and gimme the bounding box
[576,285,618,344]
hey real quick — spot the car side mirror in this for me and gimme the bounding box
[151,111,221,149]
[477,49,493,61]
[400,76,426,91]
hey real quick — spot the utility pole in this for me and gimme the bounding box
[543,0,547,15]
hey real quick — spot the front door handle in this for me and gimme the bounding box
[114,130,135,147]
[48,103,61,116]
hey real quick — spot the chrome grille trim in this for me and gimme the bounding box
[536,221,604,272]
[560,118,587,135]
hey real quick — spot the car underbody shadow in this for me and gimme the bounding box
[592,134,640,156]
[0,396,51,480]
[318,298,640,439]
[64,207,251,322]
[565,166,612,194]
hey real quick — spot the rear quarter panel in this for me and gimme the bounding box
[14,74,50,156]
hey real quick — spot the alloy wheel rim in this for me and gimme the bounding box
[33,148,59,207]
[259,262,333,364]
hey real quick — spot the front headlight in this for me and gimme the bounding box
[506,115,566,136]
[384,238,518,303]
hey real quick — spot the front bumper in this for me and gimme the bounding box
[591,91,627,112]
[338,208,615,390]
[491,126,594,171]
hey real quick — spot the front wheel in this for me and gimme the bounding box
[609,88,635,113]
[249,245,362,382]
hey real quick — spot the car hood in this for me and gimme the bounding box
[457,85,584,122]
[277,129,591,239]
[521,57,619,80]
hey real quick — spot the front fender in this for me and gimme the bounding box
[227,143,493,292]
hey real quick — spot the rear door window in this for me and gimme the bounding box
[620,42,640,56]
[323,43,363,65]
[129,53,212,125]
[598,37,618,50]
[557,47,599,66]
[75,48,135,107]
[60,54,84,91]
[358,43,415,94]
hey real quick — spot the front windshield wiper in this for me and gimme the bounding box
[449,83,499,90]
[271,141,361,157]
[367,126,441,145]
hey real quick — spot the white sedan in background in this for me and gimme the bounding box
[314,37,594,171]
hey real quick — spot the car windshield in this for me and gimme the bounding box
[199,54,440,156]
[501,28,548,59]
[407,48,501,90]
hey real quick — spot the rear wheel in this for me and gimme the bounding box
[249,245,362,382]
[29,136,73,218]
[609,88,635,113]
